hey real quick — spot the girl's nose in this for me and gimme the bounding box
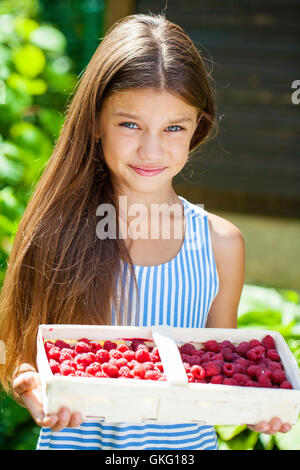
[138,132,165,162]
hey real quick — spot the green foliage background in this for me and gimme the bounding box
[0,0,300,451]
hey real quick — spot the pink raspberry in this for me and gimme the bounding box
[203,361,221,377]
[123,350,136,362]
[151,347,161,361]
[210,375,223,384]
[233,373,248,386]
[86,362,102,376]
[109,349,123,360]
[95,371,108,378]
[116,357,128,368]
[59,349,75,362]
[117,343,130,353]
[247,364,262,379]
[204,340,220,353]
[44,341,55,353]
[262,335,276,350]
[249,339,262,349]
[155,362,164,373]
[258,374,272,388]
[136,348,151,363]
[271,368,286,384]
[75,352,96,367]
[221,348,233,362]
[75,341,91,354]
[280,381,293,389]
[266,349,280,361]
[246,346,265,361]
[220,340,235,351]
[144,370,161,381]
[222,363,235,377]
[118,366,132,378]
[95,349,110,364]
[236,342,250,357]
[103,340,118,352]
[59,361,76,376]
[75,370,90,377]
[47,346,61,361]
[190,365,206,380]
[132,363,146,379]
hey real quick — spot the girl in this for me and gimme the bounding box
[0,13,291,450]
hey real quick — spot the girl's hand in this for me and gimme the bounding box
[12,364,84,431]
[247,417,292,434]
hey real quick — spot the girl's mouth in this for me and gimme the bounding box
[129,165,167,177]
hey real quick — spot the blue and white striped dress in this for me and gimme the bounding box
[36,195,220,450]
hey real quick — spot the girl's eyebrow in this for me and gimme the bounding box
[112,111,192,124]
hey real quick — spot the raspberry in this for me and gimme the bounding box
[59,361,76,376]
[151,347,161,360]
[234,363,247,374]
[223,378,238,386]
[221,348,233,362]
[55,340,71,350]
[258,374,272,388]
[222,363,235,377]
[247,365,262,379]
[246,380,257,387]
[78,337,91,345]
[90,341,102,353]
[181,353,193,364]
[132,363,147,379]
[118,366,132,378]
[213,353,224,362]
[75,341,91,354]
[49,359,60,374]
[44,341,55,352]
[95,349,110,364]
[109,349,123,360]
[210,375,223,384]
[203,361,221,377]
[262,335,276,350]
[131,339,147,352]
[95,371,108,378]
[136,348,151,363]
[59,349,75,362]
[47,346,61,361]
[75,370,90,377]
[249,339,262,349]
[188,355,202,366]
[246,346,265,361]
[179,343,196,355]
[235,357,249,368]
[105,363,119,378]
[202,351,215,362]
[190,365,206,380]
[103,340,118,351]
[236,342,250,357]
[155,362,164,373]
[266,349,280,361]
[75,352,96,367]
[144,370,161,380]
[280,381,293,389]
[116,357,128,368]
[86,362,102,376]
[233,373,248,386]
[187,373,195,383]
[268,361,282,371]
[204,340,220,353]
[220,340,235,351]
[117,343,129,353]
[271,368,286,384]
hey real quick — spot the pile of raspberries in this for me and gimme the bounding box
[44,337,166,381]
[179,335,293,389]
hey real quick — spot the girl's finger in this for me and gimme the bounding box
[69,412,84,428]
[280,422,292,433]
[12,371,40,396]
[51,407,72,432]
[269,417,282,433]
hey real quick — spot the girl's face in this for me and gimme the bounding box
[97,88,200,198]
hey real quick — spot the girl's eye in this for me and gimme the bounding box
[120,122,184,132]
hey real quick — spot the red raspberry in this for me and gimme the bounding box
[75,352,96,367]
[59,349,75,362]
[221,348,233,362]
[95,349,110,364]
[44,341,55,352]
[119,366,132,378]
[95,371,108,378]
[145,370,161,380]
[49,359,60,374]
[262,335,276,350]
[86,362,102,376]
[132,363,146,379]
[190,365,206,380]
[235,357,249,368]
[127,360,139,370]
[55,340,71,350]
[181,353,194,364]
[233,373,248,386]
[210,375,223,384]
[75,370,90,377]
[213,353,224,362]
[116,357,128,368]
[131,339,147,352]
[78,338,91,345]
[90,341,102,353]
[47,346,61,361]
[280,381,293,389]
[59,361,76,376]
[246,346,265,361]
[117,343,130,353]
[236,342,250,357]
[155,362,164,373]
[180,343,196,355]
[222,363,235,377]
[187,373,195,383]
[249,339,262,349]
[247,365,262,379]
[188,355,202,366]
[234,363,247,374]
[271,368,286,384]
[202,351,215,362]
[258,374,272,388]
[75,341,91,354]
[246,380,258,387]
[203,361,221,377]
[220,340,235,351]
[223,378,238,386]
[109,349,123,360]
[136,348,151,363]
[123,350,136,362]
[105,363,119,378]
[268,360,282,371]
[103,340,118,352]
[204,340,220,353]
[266,349,280,361]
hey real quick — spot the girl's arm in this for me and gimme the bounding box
[206,213,291,434]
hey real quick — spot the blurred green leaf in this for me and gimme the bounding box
[7,72,47,95]
[215,424,246,441]
[30,25,66,53]
[12,44,46,78]
[274,416,300,450]
[13,17,39,40]
[0,153,23,184]
[9,121,52,157]
[218,429,259,450]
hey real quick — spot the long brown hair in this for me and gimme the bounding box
[0,13,217,392]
